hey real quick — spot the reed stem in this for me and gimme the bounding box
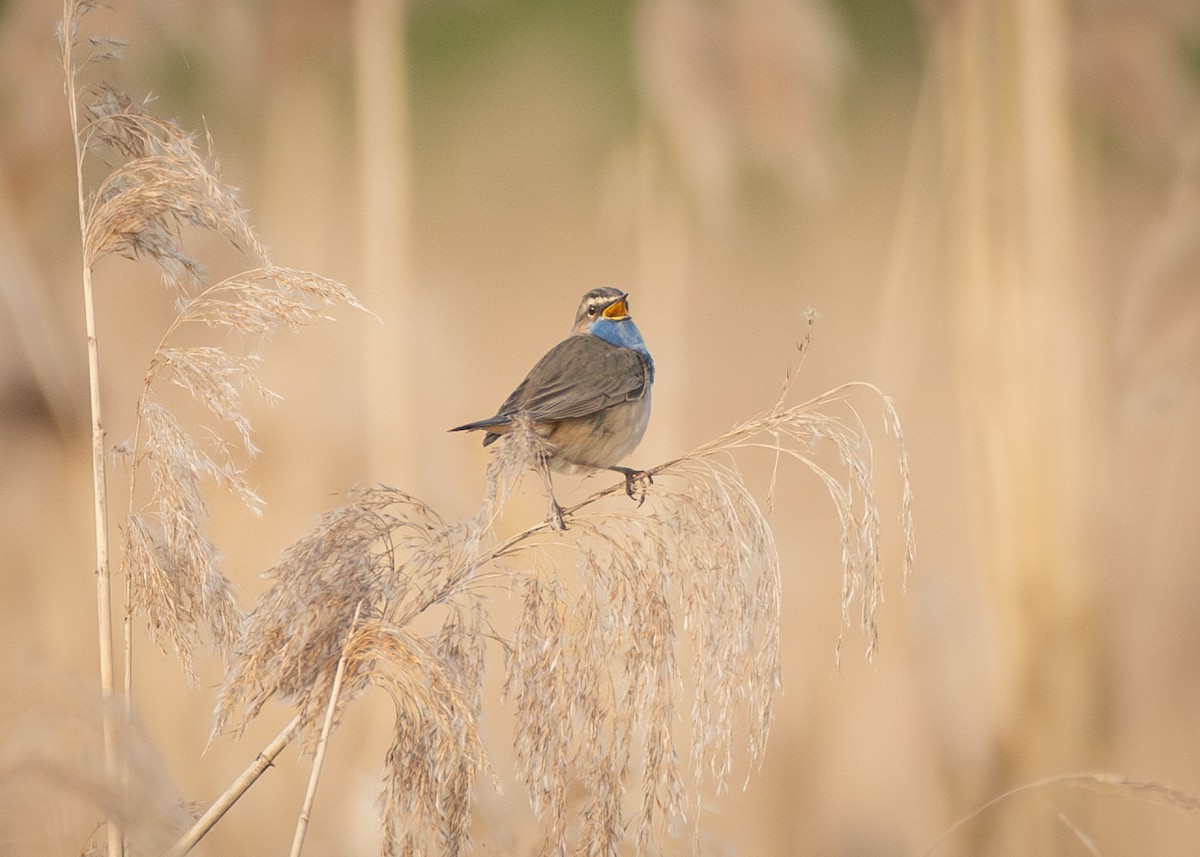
[61,3,123,854]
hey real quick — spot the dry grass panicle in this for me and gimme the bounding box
[206,355,912,855]
[478,361,911,854]
[352,621,487,857]
[652,319,916,666]
[176,267,366,334]
[79,83,263,291]
[495,463,781,855]
[62,0,365,683]
[115,268,365,682]
[215,482,506,854]
[214,488,453,736]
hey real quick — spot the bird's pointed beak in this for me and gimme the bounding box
[602,295,629,320]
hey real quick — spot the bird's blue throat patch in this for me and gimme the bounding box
[589,318,655,377]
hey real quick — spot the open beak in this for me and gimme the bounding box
[601,295,629,320]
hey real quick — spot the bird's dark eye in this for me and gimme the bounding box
[587,306,598,317]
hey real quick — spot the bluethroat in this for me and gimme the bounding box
[451,287,654,528]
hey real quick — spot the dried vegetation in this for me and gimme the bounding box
[56,2,916,855]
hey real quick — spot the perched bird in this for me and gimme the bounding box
[451,287,654,527]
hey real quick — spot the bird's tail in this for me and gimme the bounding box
[449,416,508,446]
[449,417,503,433]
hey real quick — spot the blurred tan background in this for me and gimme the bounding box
[2,0,1200,854]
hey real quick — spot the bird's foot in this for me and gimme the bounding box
[609,466,653,507]
[549,498,568,531]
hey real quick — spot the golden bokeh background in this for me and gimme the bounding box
[2,0,1199,854]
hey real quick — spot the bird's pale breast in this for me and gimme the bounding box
[543,390,652,472]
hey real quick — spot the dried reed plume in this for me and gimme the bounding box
[62,1,366,688]
[60,2,915,855]
[62,2,363,853]
[212,317,915,856]
[123,265,364,683]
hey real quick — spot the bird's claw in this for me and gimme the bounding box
[549,498,568,531]
[613,467,653,507]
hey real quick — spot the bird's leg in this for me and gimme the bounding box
[549,497,567,531]
[608,466,653,507]
[537,455,569,530]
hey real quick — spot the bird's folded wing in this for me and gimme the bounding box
[502,334,650,422]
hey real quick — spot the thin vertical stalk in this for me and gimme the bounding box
[60,3,123,855]
[289,604,363,857]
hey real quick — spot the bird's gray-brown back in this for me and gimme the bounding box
[497,333,650,423]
